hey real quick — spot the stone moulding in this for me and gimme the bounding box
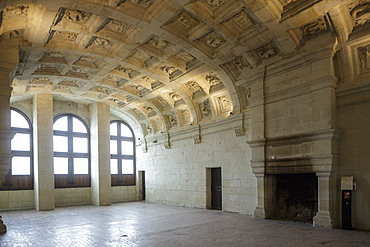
[281,0,323,22]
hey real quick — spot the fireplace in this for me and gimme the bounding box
[271,173,318,223]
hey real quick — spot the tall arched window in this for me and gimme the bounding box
[53,114,90,188]
[0,108,33,190]
[110,121,135,186]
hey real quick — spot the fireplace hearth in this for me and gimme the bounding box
[272,173,318,223]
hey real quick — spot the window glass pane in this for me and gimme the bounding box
[11,110,29,129]
[121,141,133,155]
[73,137,88,153]
[110,140,117,155]
[121,123,132,137]
[11,133,30,151]
[54,116,68,131]
[12,156,31,175]
[74,158,89,174]
[110,159,118,174]
[53,136,68,152]
[73,117,87,133]
[54,157,68,174]
[122,159,134,174]
[110,122,117,136]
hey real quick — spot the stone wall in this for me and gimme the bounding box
[0,190,34,210]
[137,115,256,215]
[55,188,91,207]
[337,90,370,230]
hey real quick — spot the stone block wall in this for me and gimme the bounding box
[55,188,91,207]
[337,96,370,230]
[112,186,137,203]
[0,190,34,210]
[137,117,257,215]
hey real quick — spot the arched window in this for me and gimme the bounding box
[0,108,33,190]
[110,121,135,186]
[53,114,90,188]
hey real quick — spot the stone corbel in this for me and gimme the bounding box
[235,128,244,137]
[141,139,148,153]
[194,124,201,144]
[164,132,170,149]
[194,134,201,144]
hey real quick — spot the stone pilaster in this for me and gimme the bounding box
[0,70,16,234]
[248,139,266,218]
[33,94,55,210]
[90,102,111,206]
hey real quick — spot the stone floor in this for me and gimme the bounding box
[0,202,369,247]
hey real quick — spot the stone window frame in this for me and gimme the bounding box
[53,114,91,188]
[110,120,136,186]
[0,108,34,190]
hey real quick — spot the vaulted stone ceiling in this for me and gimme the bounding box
[1,0,369,136]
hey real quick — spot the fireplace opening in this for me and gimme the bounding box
[272,173,318,223]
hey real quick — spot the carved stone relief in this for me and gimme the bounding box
[169,115,178,127]
[63,9,91,23]
[245,87,251,106]
[358,44,370,72]
[3,5,29,19]
[202,0,229,7]
[176,12,199,30]
[175,51,196,63]
[205,72,222,86]
[53,31,78,41]
[201,31,226,48]
[170,93,182,101]
[351,1,370,26]
[185,81,203,94]
[200,99,212,118]
[181,109,191,124]
[143,105,155,117]
[104,19,130,33]
[232,10,254,30]
[155,97,170,107]
[235,128,244,136]
[0,30,22,41]
[92,37,114,48]
[216,95,231,113]
[148,36,168,50]
[300,18,327,40]
[194,135,201,144]
[127,0,154,6]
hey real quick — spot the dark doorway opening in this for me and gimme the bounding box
[140,171,145,201]
[273,173,318,223]
[211,168,222,210]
